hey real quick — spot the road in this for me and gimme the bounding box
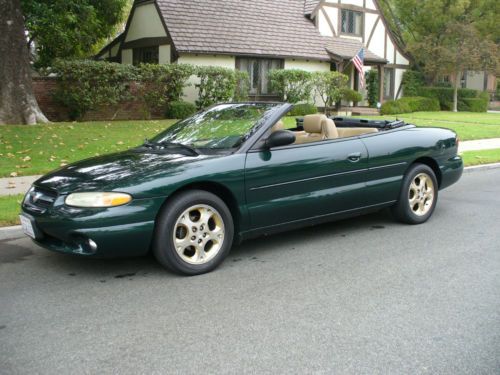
[1,169,499,374]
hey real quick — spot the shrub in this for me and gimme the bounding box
[416,86,485,110]
[288,103,318,116]
[381,96,440,115]
[52,59,137,120]
[458,98,488,112]
[196,66,237,109]
[268,69,313,103]
[365,70,379,107]
[402,70,425,97]
[136,63,194,116]
[341,88,363,103]
[165,101,197,119]
[311,71,349,111]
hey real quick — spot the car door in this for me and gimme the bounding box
[244,137,369,229]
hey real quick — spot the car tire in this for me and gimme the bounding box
[391,163,438,225]
[153,190,234,275]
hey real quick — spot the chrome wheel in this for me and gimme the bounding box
[408,173,435,216]
[172,204,225,265]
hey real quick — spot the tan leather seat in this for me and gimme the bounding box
[271,120,285,132]
[294,114,327,144]
[337,127,378,138]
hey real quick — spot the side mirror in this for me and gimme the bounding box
[265,130,296,149]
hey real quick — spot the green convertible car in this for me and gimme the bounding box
[20,103,463,275]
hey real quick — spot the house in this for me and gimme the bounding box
[97,0,411,106]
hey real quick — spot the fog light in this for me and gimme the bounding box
[87,239,98,252]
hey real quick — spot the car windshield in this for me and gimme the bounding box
[150,103,278,150]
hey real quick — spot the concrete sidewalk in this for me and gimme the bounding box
[1,138,500,196]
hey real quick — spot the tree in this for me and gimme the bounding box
[268,69,313,103]
[409,21,498,112]
[384,0,500,111]
[0,0,48,125]
[22,0,129,67]
[312,72,348,113]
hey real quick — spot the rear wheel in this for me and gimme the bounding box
[391,164,438,224]
[153,190,234,275]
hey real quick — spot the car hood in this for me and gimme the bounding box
[34,150,217,195]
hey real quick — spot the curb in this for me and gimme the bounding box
[1,162,500,234]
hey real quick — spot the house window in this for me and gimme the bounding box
[236,58,283,96]
[383,68,395,99]
[133,46,159,65]
[341,9,363,36]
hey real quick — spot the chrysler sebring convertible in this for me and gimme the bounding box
[20,103,463,275]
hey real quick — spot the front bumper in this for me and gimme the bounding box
[21,193,167,258]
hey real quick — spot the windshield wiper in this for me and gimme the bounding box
[142,140,198,156]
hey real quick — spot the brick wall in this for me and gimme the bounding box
[33,77,164,122]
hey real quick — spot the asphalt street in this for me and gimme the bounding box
[1,168,499,374]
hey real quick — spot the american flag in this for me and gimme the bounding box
[352,48,365,88]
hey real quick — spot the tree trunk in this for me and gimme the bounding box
[0,0,48,125]
[452,71,460,113]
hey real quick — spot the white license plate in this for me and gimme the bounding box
[19,215,36,239]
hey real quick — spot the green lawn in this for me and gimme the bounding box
[354,111,500,141]
[1,112,499,178]
[0,194,24,226]
[0,120,176,177]
[461,148,500,167]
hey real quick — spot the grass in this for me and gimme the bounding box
[0,120,176,177]
[1,112,499,177]
[0,194,24,226]
[354,111,500,141]
[461,148,500,167]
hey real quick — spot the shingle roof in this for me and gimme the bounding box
[304,0,321,15]
[324,37,386,63]
[156,0,332,61]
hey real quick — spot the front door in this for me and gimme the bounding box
[244,138,369,230]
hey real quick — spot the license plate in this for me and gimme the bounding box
[19,215,36,239]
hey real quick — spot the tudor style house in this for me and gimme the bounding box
[97,0,411,106]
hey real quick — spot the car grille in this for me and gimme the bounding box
[23,187,58,213]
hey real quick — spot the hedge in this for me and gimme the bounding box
[416,86,487,111]
[165,101,197,119]
[458,98,489,112]
[381,96,440,115]
[288,103,318,116]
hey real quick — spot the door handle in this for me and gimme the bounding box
[347,152,362,162]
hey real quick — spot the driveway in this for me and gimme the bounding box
[1,169,499,374]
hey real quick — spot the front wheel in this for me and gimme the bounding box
[153,190,234,275]
[391,164,438,225]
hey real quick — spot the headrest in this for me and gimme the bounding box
[303,114,327,134]
[271,120,285,132]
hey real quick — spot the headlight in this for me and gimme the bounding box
[65,192,132,208]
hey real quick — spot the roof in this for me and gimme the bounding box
[156,0,332,61]
[304,0,321,15]
[324,37,386,64]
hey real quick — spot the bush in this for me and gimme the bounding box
[312,71,349,111]
[196,66,238,109]
[52,59,137,120]
[268,69,313,103]
[366,70,379,107]
[341,88,363,103]
[165,101,197,119]
[381,96,440,115]
[136,63,194,116]
[288,103,318,116]
[458,98,488,112]
[416,86,485,110]
[402,70,425,97]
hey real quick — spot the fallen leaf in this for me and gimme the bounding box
[10,172,18,177]
[22,156,31,162]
